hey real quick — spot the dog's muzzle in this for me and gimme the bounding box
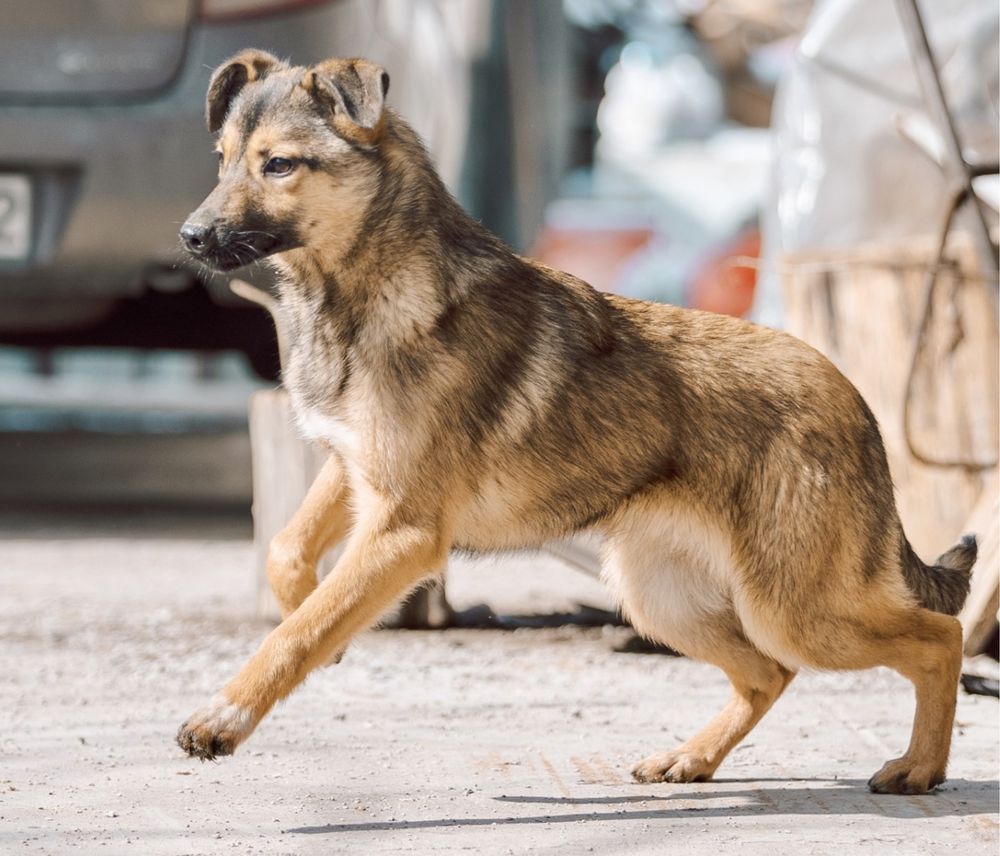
[180,221,282,272]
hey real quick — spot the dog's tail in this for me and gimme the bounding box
[900,534,977,615]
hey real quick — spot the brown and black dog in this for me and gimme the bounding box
[177,50,976,795]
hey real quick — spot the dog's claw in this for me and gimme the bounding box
[176,721,236,761]
[631,749,715,784]
[867,757,944,795]
[176,695,252,761]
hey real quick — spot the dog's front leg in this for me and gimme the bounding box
[267,455,351,619]
[177,508,447,759]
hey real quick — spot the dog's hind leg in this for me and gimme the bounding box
[864,609,963,795]
[267,455,351,619]
[603,502,796,784]
[632,632,795,783]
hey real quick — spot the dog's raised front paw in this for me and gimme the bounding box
[632,749,716,783]
[868,757,944,795]
[176,694,254,761]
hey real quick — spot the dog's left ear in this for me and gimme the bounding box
[301,58,390,146]
[207,49,283,133]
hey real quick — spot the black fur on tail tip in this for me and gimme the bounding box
[901,534,977,616]
[938,534,978,575]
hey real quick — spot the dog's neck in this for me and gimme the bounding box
[272,114,521,339]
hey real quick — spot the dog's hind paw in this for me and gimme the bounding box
[176,694,254,761]
[868,757,945,795]
[631,749,716,784]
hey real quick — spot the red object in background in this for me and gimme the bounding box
[530,227,654,295]
[687,228,761,317]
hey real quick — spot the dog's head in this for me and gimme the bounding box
[180,50,390,271]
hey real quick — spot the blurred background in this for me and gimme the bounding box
[0,1,996,638]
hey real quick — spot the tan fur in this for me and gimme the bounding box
[176,52,976,795]
[266,455,350,619]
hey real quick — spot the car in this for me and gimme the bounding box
[0,0,550,379]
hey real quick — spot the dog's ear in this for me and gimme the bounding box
[301,58,390,146]
[206,49,282,133]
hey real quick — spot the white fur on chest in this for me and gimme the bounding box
[294,404,364,457]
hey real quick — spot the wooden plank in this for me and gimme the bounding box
[782,237,998,559]
[960,472,999,656]
[542,532,603,579]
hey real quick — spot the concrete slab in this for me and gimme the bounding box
[1,515,997,855]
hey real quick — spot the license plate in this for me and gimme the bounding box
[0,174,31,261]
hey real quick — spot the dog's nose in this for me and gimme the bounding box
[180,222,217,256]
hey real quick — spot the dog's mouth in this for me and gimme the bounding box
[180,221,300,272]
[196,233,285,272]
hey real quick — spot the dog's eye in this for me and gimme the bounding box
[263,157,295,177]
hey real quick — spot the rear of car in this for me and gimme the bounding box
[0,0,373,373]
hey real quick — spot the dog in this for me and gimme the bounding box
[176,50,976,795]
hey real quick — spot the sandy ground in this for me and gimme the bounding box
[1,510,997,855]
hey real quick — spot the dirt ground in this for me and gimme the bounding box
[1,510,997,855]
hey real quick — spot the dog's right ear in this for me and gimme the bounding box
[301,58,390,147]
[206,49,282,133]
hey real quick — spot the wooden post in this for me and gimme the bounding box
[959,474,999,656]
[781,237,998,558]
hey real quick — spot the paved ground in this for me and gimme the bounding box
[1,510,997,855]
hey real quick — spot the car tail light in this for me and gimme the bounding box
[199,0,331,22]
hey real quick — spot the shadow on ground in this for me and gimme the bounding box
[287,778,999,834]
